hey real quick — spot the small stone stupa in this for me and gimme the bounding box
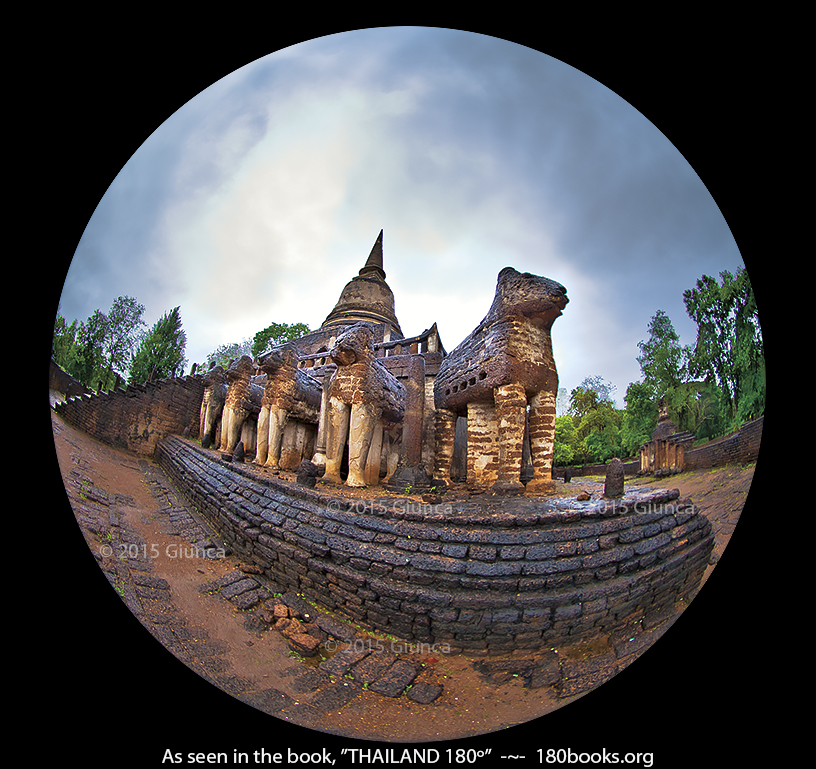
[639,401,694,477]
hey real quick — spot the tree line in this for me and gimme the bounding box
[554,266,765,467]
[52,267,764,464]
[52,298,311,391]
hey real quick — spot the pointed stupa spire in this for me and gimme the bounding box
[358,229,386,280]
[320,230,402,336]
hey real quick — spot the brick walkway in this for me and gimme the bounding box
[51,406,755,750]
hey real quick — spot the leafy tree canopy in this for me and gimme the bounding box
[53,296,146,390]
[251,322,311,358]
[203,339,254,371]
[129,306,187,385]
[683,267,764,426]
[636,309,688,401]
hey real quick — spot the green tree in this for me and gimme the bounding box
[568,376,616,421]
[102,295,146,389]
[567,377,622,464]
[635,309,710,434]
[53,310,80,376]
[619,381,658,456]
[73,309,108,389]
[636,310,689,400]
[683,267,764,426]
[553,415,579,466]
[251,322,311,358]
[675,380,729,441]
[577,401,623,464]
[203,338,254,371]
[129,307,187,384]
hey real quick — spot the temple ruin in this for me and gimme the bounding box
[638,402,695,477]
[205,231,570,496]
[52,231,720,656]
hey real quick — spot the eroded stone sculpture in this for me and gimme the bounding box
[218,356,263,455]
[433,267,568,495]
[322,323,406,488]
[255,343,321,469]
[199,364,227,449]
[604,457,625,498]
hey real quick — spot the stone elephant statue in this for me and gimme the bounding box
[199,364,227,449]
[322,323,405,488]
[255,343,321,469]
[218,355,263,455]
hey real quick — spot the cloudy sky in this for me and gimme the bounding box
[56,27,745,407]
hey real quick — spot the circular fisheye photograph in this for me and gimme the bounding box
[48,26,764,759]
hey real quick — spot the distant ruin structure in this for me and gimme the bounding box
[639,403,695,477]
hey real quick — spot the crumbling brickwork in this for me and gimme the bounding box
[53,376,204,456]
[157,434,714,654]
[434,267,568,495]
[684,417,763,469]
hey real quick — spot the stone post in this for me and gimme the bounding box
[403,354,425,467]
[363,421,384,486]
[311,371,332,468]
[385,355,435,493]
[604,457,625,498]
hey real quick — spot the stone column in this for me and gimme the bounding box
[280,421,306,470]
[385,355,434,493]
[363,421,384,486]
[255,405,270,465]
[264,407,289,468]
[492,382,527,494]
[403,355,425,467]
[241,417,257,458]
[433,409,457,486]
[467,401,499,490]
[311,372,332,468]
[322,397,349,486]
[525,389,557,495]
[347,402,379,487]
[450,416,468,482]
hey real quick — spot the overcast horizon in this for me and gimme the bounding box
[56,27,747,407]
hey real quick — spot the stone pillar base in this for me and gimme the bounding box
[384,464,438,495]
[524,477,556,496]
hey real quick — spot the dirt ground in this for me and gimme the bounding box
[50,403,760,753]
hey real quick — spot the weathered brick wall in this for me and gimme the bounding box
[685,416,764,470]
[553,459,640,479]
[156,435,714,654]
[48,359,92,399]
[53,376,204,456]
